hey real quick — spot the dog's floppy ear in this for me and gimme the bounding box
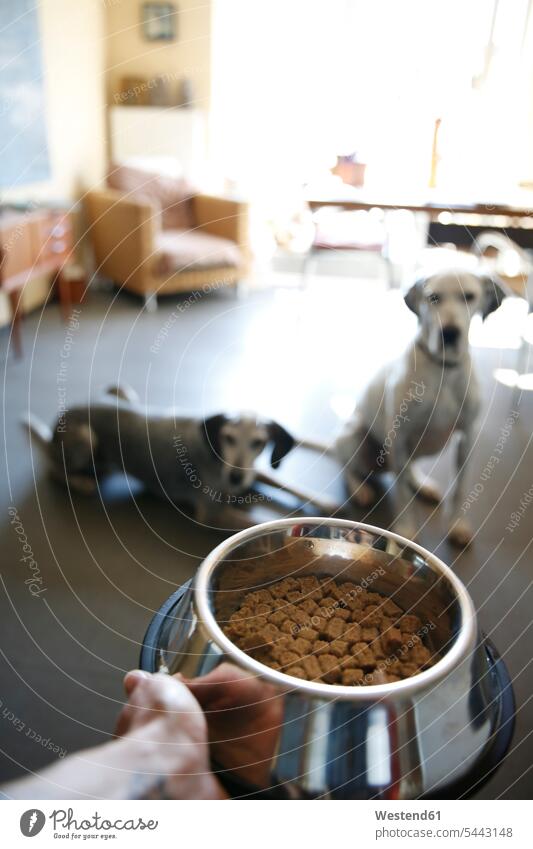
[479,273,508,320]
[202,413,227,459]
[404,277,425,316]
[267,421,295,469]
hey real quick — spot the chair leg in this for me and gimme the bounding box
[382,252,396,288]
[381,211,397,289]
[56,270,72,321]
[143,292,158,312]
[8,288,23,359]
[511,332,532,409]
[234,276,249,299]
[301,249,317,289]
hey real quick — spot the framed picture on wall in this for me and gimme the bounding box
[141,3,177,41]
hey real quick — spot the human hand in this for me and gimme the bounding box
[1,670,227,801]
[184,662,283,788]
[115,670,226,799]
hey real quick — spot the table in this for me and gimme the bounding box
[304,189,533,277]
[0,207,74,357]
[305,189,533,218]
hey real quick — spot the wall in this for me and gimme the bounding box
[105,0,211,110]
[1,0,107,326]
[2,0,107,203]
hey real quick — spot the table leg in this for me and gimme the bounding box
[8,288,23,359]
[56,270,72,321]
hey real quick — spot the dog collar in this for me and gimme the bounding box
[415,340,462,369]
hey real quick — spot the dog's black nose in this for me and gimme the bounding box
[229,470,244,487]
[442,326,460,346]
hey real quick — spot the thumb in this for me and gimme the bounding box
[123,669,150,696]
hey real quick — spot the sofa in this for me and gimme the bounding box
[85,165,249,306]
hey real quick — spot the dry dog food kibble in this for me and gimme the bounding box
[222,575,437,686]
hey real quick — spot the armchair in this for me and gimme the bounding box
[85,166,249,307]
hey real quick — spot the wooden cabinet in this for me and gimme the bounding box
[31,211,73,267]
[0,208,74,357]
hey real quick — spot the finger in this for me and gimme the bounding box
[117,671,152,736]
[185,662,253,696]
[124,669,150,696]
[128,672,205,717]
[185,662,269,709]
[114,704,135,738]
[122,674,209,744]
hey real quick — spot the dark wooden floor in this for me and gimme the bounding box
[1,275,532,798]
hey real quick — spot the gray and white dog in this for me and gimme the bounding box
[27,386,336,528]
[333,269,508,546]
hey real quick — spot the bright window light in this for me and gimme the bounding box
[210,0,532,201]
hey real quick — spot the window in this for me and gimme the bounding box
[210,0,533,197]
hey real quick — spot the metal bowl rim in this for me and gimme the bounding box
[194,518,477,700]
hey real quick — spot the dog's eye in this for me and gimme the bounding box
[428,293,440,305]
[251,439,265,451]
[223,433,237,446]
[464,292,475,303]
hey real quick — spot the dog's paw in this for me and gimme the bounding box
[448,517,474,548]
[408,467,443,504]
[348,482,376,508]
[104,384,139,403]
[67,474,98,495]
[412,478,443,505]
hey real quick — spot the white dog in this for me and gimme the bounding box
[334,269,507,546]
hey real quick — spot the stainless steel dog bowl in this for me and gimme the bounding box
[140,518,514,799]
